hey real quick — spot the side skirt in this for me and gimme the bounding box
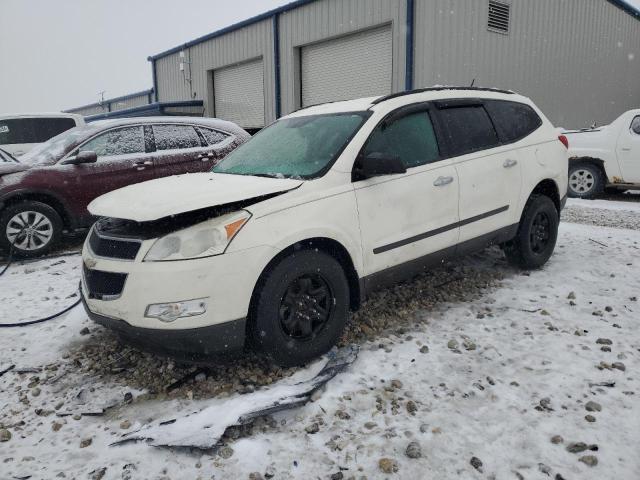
[360,223,519,298]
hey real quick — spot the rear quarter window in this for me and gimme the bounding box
[631,116,640,135]
[484,100,543,143]
[436,105,500,157]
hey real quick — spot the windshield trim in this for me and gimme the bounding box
[213,110,373,180]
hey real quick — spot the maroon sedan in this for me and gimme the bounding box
[0,117,249,257]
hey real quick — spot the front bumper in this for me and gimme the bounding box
[82,294,246,360]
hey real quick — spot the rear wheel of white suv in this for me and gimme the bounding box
[504,194,559,269]
[250,249,350,367]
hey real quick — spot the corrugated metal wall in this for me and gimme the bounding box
[154,19,276,122]
[278,0,406,114]
[68,104,108,116]
[108,93,150,112]
[414,0,640,127]
[153,0,639,129]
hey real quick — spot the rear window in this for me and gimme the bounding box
[0,117,76,145]
[153,125,202,151]
[485,100,543,142]
[437,105,500,156]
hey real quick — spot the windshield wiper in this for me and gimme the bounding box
[0,148,19,163]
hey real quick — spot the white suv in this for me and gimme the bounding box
[0,113,85,157]
[81,88,568,366]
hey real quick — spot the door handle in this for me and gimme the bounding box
[621,147,632,152]
[433,176,454,187]
[503,159,518,168]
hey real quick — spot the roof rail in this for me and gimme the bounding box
[371,86,516,105]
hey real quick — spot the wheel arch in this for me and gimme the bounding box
[569,156,608,181]
[529,179,561,214]
[0,190,73,229]
[247,236,362,338]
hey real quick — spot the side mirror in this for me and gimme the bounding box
[354,152,406,180]
[63,150,98,165]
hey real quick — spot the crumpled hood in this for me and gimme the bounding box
[88,172,303,222]
[0,162,30,176]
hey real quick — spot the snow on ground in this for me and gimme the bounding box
[1,203,639,479]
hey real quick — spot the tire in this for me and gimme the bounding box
[504,194,559,270]
[568,161,604,199]
[0,201,62,258]
[250,249,350,367]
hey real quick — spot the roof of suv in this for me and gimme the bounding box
[288,87,529,118]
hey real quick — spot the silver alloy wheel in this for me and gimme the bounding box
[569,168,595,195]
[5,211,54,251]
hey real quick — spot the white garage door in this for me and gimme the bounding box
[301,26,393,108]
[214,59,265,129]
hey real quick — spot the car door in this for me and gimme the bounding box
[56,125,157,224]
[354,105,460,279]
[616,114,640,183]
[150,123,217,177]
[434,100,522,246]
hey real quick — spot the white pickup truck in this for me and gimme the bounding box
[564,109,640,198]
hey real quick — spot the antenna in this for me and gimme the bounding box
[470,78,476,87]
[98,91,106,106]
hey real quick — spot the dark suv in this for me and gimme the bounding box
[0,117,249,257]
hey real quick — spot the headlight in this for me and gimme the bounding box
[144,210,251,262]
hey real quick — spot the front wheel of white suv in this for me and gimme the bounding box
[250,249,350,367]
[504,194,559,269]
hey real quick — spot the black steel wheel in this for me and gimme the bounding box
[251,249,350,367]
[279,273,333,340]
[504,194,559,269]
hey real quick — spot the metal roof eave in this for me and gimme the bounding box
[147,0,319,61]
[607,0,640,19]
[64,88,155,113]
[84,100,204,122]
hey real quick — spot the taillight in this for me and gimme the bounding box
[558,135,569,149]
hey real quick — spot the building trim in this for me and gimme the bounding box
[151,59,159,102]
[606,0,640,19]
[84,100,204,122]
[65,89,155,113]
[273,14,282,119]
[405,0,415,91]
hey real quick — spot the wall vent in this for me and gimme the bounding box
[488,1,511,34]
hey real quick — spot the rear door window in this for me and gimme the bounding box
[198,127,230,146]
[79,126,146,158]
[153,125,202,151]
[436,105,499,157]
[484,100,543,143]
[363,110,440,168]
[0,117,76,145]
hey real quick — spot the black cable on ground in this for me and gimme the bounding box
[0,230,19,277]
[1,229,83,327]
[0,295,82,328]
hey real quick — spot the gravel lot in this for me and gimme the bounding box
[1,197,639,479]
